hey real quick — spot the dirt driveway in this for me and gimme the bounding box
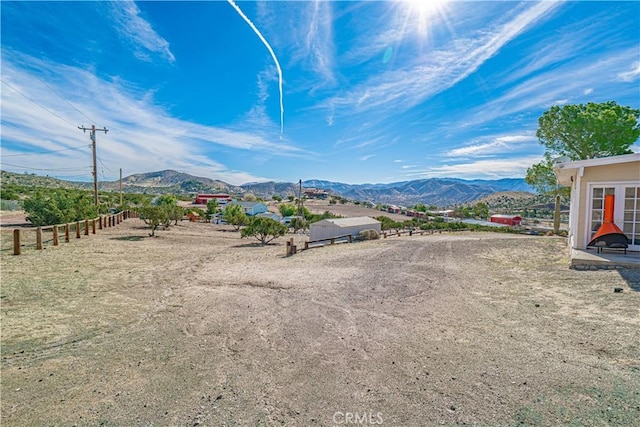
[1,219,638,425]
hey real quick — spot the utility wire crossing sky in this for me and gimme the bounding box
[1,0,638,185]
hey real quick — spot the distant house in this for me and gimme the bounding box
[554,153,639,253]
[255,211,282,222]
[230,201,268,216]
[309,217,381,241]
[194,193,232,205]
[387,205,401,214]
[490,214,522,226]
[304,188,329,199]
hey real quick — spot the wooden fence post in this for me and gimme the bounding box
[92,219,96,234]
[36,227,43,250]
[99,217,103,230]
[13,229,21,255]
[75,221,81,239]
[53,225,59,246]
[65,224,70,242]
[84,219,89,235]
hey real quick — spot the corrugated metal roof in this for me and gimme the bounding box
[320,216,380,227]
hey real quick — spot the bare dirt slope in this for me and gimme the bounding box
[1,220,639,426]
[300,200,408,222]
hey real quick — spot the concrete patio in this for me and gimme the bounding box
[570,248,640,270]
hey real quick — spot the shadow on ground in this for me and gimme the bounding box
[618,269,640,292]
[111,236,146,242]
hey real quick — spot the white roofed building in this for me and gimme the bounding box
[309,217,381,241]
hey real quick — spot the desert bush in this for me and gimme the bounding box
[359,229,380,240]
[138,205,169,237]
[23,191,98,226]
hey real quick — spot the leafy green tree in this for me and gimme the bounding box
[241,217,289,245]
[290,217,308,233]
[414,203,427,212]
[23,191,98,226]
[138,206,168,237]
[243,193,257,202]
[206,199,219,220]
[166,204,184,226]
[279,203,297,217]
[528,101,640,193]
[272,195,283,202]
[155,194,177,206]
[527,101,639,233]
[375,216,402,231]
[536,101,639,160]
[454,206,470,219]
[287,195,295,202]
[472,202,489,219]
[222,204,249,231]
[525,154,559,194]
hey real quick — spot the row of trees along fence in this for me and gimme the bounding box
[8,210,137,256]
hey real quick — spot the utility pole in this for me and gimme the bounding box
[78,125,108,207]
[297,179,303,216]
[119,168,123,207]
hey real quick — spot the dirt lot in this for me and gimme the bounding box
[1,219,639,426]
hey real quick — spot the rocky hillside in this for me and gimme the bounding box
[1,169,536,207]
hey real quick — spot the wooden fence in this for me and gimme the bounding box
[5,210,138,256]
[303,233,353,250]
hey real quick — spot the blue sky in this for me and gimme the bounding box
[1,1,639,185]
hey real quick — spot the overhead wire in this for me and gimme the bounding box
[1,144,91,157]
[1,161,92,172]
[35,76,97,124]
[1,79,77,128]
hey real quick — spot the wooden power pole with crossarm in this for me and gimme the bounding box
[78,125,108,207]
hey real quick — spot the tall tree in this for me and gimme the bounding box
[241,217,289,245]
[222,204,249,231]
[536,101,639,160]
[527,101,639,233]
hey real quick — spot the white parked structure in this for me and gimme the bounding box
[309,216,381,241]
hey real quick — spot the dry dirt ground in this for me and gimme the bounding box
[1,218,639,426]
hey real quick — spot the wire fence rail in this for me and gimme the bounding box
[1,210,138,255]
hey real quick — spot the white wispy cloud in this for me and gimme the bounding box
[618,61,640,82]
[359,154,375,161]
[410,155,544,179]
[321,1,561,119]
[445,134,537,157]
[0,53,307,185]
[458,46,639,129]
[302,1,336,89]
[109,0,175,63]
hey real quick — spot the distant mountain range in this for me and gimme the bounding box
[1,169,535,207]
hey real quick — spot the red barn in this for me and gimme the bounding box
[490,214,522,226]
[194,194,232,205]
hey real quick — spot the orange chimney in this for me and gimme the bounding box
[588,194,627,246]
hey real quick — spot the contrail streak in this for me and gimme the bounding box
[227,0,284,136]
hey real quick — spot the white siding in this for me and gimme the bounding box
[309,217,381,241]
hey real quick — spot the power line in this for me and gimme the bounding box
[1,79,77,128]
[1,161,92,172]
[35,77,97,124]
[1,144,91,157]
